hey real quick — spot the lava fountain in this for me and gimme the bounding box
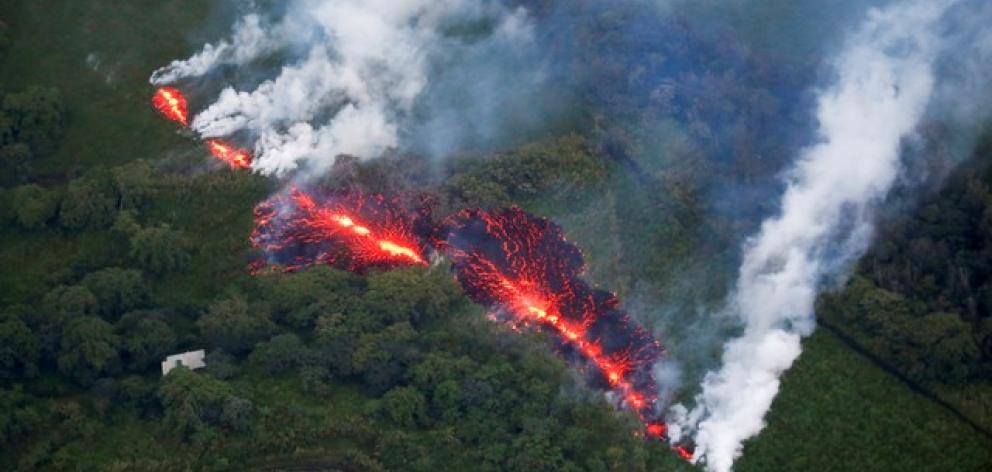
[152,87,188,126]
[206,139,253,169]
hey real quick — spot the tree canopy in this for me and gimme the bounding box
[197,299,275,354]
[57,316,120,385]
[129,224,192,275]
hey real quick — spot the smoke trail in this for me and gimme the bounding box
[150,14,278,85]
[150,0,537,177]
[670,1,959,470]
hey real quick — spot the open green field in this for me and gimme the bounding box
[1,1,990,470]
[739,330,992,471]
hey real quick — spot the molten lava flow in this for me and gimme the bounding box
[252,188,428,272]
[149,89,253,172]
[645,421,696,460]
[152,87,188,126]
[206,139,253,169]
[250,193,681,456]
[646,422,667,439]
[437,207,665,426]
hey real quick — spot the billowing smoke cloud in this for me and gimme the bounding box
[668,1,982,470]
[151,0,539,176]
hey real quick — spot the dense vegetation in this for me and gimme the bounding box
[0,1,990,471]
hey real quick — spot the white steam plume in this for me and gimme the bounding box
[150,0,533,177]
[671,1,958,470]
[150,14,278,85]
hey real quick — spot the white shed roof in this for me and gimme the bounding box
[161,349,207,376]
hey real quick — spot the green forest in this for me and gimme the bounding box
[1,1,990,471]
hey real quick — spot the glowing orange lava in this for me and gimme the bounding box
[494,273,647,409]
[206,139,252,169]
[297,193,426,266]
[438,207,665,430]
[251,194,686,459]
[152,87,188,126]
[646,422,667,438]
[251,189,428,272]
[378,241,425,264]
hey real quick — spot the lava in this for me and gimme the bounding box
[251,188,428,272]
[206,139,253,169]
[152,87,188,126]
[436,207,665,424]
[646,422,667,439]
[249,192,679,455]
[149,88,253,170]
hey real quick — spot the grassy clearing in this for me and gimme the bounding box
[826,313,992,436]
[739,330,992,472]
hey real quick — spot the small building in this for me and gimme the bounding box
[161,349,207,376]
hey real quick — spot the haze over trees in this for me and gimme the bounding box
[0,1,989,471]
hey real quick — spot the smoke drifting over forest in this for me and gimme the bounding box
[152,1,992,470]
[671,2,983,469]
[152,0,556,177]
